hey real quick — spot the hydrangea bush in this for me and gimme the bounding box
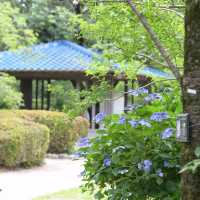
[79,86,181,200]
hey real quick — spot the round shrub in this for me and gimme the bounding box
[10,110,89,153]
[0,117,49,167]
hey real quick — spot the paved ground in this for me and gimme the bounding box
[0,158,84,200]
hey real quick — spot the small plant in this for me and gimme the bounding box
[180,147,200,174]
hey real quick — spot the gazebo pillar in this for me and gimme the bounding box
[124,80,129,112]
[20,79,32,109]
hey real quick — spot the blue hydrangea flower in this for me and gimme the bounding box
[143,160,152,172]
[128,88,148,96]
[94,112,106,123]
[77,137,90,147]
[128,120,138,128]
[156,169,164,177]
[138,160,152,173]
[150,112,168,122]
[139,119,151,127]
[161,128,174,139]
[164,160,170,168]
[119,116,126,124]
[144,93,162,103]
[103,157,111,167]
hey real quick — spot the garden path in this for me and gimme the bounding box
[0,158,84,200]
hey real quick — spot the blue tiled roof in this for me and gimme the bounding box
[0,40,94,71]
[0,40,173,79]
[138,66,174,79]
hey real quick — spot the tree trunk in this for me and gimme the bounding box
[182,1,200,199]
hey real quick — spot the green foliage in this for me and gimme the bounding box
[74,0,184,77]
[0,2,36,50]
[33,188,92,200]
[50,80,109,117]
[0,73,23,109]
[3,110,89,154]
[27,0,76,42]
[79,87,181,199]
[0,116,49,167]
[180,147,200,174]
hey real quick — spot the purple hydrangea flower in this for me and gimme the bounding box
[128,120,138,128]
[119,116,126,124]
[129,88,148,96]
[144,93,162,103]
[103,157,111,167]
[94,112,106,123]
[139,119,151,127]
[161,128,174,139]
[77,137,90,147]
[150,112,168,122]
[156,169,164,177]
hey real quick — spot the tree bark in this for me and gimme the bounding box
[182,1,200,199]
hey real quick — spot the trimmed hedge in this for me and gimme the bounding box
[0,110,89,154]
[0,116,49,167]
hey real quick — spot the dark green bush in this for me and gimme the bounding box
[0,116,49,167]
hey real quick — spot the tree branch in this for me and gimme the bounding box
[126,0,181,81]
[135,53,168,67]
[160,7,184,18]
[85,0,185,9]
[105,79,177,101]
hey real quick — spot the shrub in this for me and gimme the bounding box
[0,116,49,167]
[73,116,90,137]
[0,110,89,153]
[79,87,181,200]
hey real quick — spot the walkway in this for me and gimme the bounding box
[0,158,84,200]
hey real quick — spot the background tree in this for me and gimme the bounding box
[0,1,36,50]
[0,73,23,109]
[26,0,76,42]
[78,0,184,75]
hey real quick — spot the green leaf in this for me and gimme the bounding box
[194,147,200,158]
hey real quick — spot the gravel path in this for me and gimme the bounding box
[0,158,84,200]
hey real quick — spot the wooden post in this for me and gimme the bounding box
[124,80,128,112]
[35,79,39,109]
[71,80,77,88]
[47,79,51,110]
[131,80,134,104]
[41,80,44,109]
[20,79,32,109]
[95,102,100,129]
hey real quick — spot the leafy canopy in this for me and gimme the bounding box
[77,0,184,77]
[0,2,36,50]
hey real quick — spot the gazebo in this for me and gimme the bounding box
[0,40,173,125]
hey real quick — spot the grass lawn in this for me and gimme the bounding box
[33,188,93,200]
